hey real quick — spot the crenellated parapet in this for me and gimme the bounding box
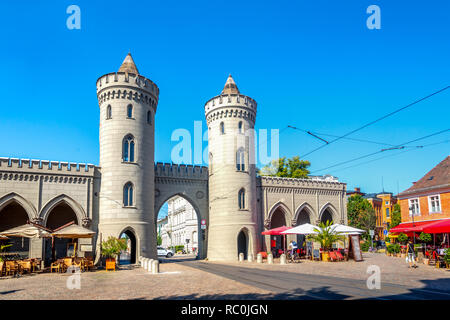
[204,94,257,126]
[96,72,159,111]
[154,162,208,181]
[258,176,347,192]
[0,157,98,176]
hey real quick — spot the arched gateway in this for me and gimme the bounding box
[154,163,209,259]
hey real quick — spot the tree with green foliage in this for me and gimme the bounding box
[419,232,432,244]
[390,203,402,229]
[260,156,310,178]
[157,234,162,246]
[397,233,408,244]
[347,194,377,238]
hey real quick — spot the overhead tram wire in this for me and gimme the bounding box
[298,86,450,159]
[310,128,450,174]
[288,125,422,148]
[327,139,450,174]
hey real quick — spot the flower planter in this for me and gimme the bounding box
[105,258,116,271]
[321,252,330,262]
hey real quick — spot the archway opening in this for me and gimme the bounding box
[270,206,288,254]
[295,208,311,249]
[237,229,248,260]
[119,229,137,265]
[44,202,78,265]
[321,208,334,225]
[156,195,200,259]
[0,202,30,258]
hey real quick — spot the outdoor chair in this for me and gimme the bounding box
[18,260,32,274]
[329,251,338,262]
[84,257,94,271]
[335,251,345,261]
[50,261,61,273]
[5,261,18,276]
[72,258,83,272]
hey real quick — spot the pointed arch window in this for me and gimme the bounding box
[238,188,246,209]
[127,104,133,118]
[106,105,112,119]
[123,182,134,207]
[238,121,243,134]
[220,122,225,135]
[123,134,135,162]
[236,147,245,171]
[147,110,152,125]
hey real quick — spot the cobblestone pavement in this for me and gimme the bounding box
[202,252,450,292]
[1,253,449,299]
[0,261,269,300]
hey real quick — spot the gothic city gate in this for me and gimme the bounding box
[154,163,209,259]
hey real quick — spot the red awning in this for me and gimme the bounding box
[389,221,437,234]
[261,226,291,235]
[422,219,450,234]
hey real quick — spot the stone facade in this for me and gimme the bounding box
[158,196,198,253]
[0,54,347,264]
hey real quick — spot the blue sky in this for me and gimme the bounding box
[0,0,448,201]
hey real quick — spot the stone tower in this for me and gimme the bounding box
[96,54,159,261]
[205,75,260,261]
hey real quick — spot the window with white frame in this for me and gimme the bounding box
[408,198,420,216]
[428,195,441,213]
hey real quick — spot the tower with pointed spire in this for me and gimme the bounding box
[96,53,159,261]
[204,75,260,261]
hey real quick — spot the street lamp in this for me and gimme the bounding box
[185,238,190,254]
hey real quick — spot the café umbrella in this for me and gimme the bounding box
[0,222,52,239]
[52,223,96,239]
[280,223,318,235]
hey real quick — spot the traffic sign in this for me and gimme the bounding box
[201,225,206,230]
[369,230,374,237]
[383,229,388,236]
[201,219,206,225]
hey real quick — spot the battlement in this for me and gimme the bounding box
[259,175,346,190]
[204,94,257,116]
[96,72,159,99]
[154,162,208,180]
[0,157,97,175]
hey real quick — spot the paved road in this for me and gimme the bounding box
[177,260,450,300]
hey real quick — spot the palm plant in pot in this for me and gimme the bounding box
[0,244,12,275]
[309,221,344,262]
[101,236,127,271]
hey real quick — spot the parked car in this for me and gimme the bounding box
[157,246,174,258]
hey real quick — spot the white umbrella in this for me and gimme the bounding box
[0,223,52,239]
[281,223,318,235]
[330,224,365,235]
[52,224,95,239]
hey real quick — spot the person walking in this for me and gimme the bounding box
[407,239,417,268]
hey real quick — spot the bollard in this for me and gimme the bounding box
[248,253,253,262]
[152,260,159,274]
[268,253,273,264]
[143,258,148,270]
[257,253,262,263]
[280,254,286,265]
[239,253,244,262]
[147,259,154,272]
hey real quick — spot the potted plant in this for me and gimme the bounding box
[309,221,344,262]
[101,236,127,271]
[444,249,450,269]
